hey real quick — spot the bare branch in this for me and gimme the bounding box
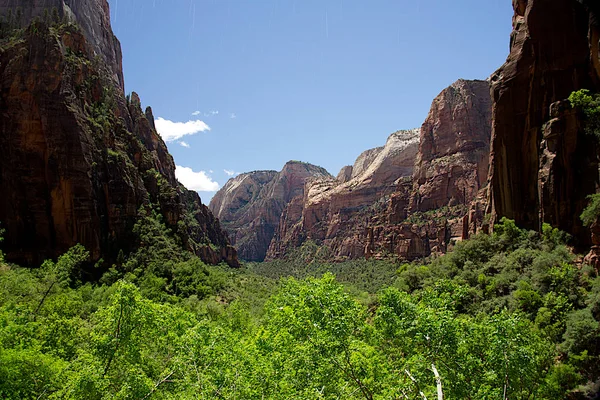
[404,369,428,400]
[142,371,174,400]
[431,363,443,400]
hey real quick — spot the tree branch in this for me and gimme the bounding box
[33,280,56,321]
[431,363,443,400]
[405,369,428,400]
[142,371,174,400]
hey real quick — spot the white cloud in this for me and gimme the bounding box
[154,117,210,142]
[176,165,219,192]
[205,110,219,117]
[179,141,190,148]
[224,169,238,177]
[191,110,201,116]
[230,113,237,119]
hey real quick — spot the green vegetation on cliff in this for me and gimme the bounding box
[569,89,600,139]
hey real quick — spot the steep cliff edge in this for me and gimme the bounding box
[488,0,600,244]
[0,3,238,267]
[209,162,331,261]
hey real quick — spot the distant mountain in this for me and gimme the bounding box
[267,129,420,260]
[209,161,332,261]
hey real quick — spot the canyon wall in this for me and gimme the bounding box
[209,162,331,261]
[0,1,238,267]
[487,0,600,245]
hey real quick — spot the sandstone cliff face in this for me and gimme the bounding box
[411,79,492,212]
[266,129,421,260]
[267,79,492,262]
[0,4,237,267]
[209,162,331,261]
[0,0,124,89]
[488,0,600,243]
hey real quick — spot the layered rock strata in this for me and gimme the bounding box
[265,79,493,262]
[411,79,492,212]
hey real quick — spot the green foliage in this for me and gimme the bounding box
[569,89,600,138]
[248,240,399,294]
[0,218,599,398]
[581,193,600,226]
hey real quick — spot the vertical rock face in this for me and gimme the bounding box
[0,0,124,89]
[411,79,492,212]
[0,4,237,267]
[488,0,600,241]
[209,162,332,261]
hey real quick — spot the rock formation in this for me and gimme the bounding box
[0,1,238,267]
[265,79,492,262]
[209,162,331,261]
[411,79,492,212]
[207,77,492,263]
[267,129,421,260]
[0,0,124,89]
[487,0,600,245]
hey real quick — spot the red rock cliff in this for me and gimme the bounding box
[488,0,600,242]
[266,129,421,261]
[411,79,492,212]
[0,4,237,267]
[268,79,492,262]
[209,162,331,261]
[0,0,124,89]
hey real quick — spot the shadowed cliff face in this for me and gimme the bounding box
[0,6,238,267]
[488,0,600,243]
[209,162,332,261]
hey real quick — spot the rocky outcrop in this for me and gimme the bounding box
[487,0,600,244]
[411,79,492,212]
[0,4,237,267]
[209,162,331,261]
[336,166,353,183]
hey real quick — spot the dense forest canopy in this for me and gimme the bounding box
[1,217,599,399]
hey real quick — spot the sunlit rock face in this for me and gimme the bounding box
[0,1,238,268]
[209,162,332,261]
[487,0,600,245]
[266,129,421,261]
[410,79,492,213]
[208,77,493,263]
[268,79,493,262]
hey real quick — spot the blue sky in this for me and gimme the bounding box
[107,0,513,203]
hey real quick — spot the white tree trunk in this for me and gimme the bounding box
[431,363,444,400]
